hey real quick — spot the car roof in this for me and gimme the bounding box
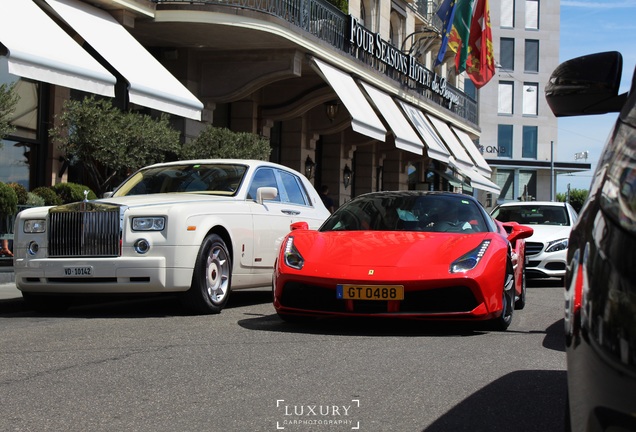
[143,159,280,169]
[355,191,478,200]
[495,201,566,207]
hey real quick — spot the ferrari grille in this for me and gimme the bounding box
[279,283,478,314]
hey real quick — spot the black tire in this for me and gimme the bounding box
[515,268,527,310]
[22,292,71,313]
[181,234,232,314]
[489,259,515,331]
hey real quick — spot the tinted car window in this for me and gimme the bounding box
[278,170,309,206]
[493,205,570,226]
[247,168,280,201]
[114,164,247,196]
[321,193,489,233]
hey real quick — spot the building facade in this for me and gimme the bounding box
[478,0,590,204]
[1,0,504,212]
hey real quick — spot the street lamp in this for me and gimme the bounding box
[343,164,352,189]
[304,155,315,179]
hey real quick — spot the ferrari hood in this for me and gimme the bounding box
[294,230,492,269]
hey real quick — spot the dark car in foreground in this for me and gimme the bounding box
[546,51,636,431]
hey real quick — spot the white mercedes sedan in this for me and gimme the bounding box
[490,201,578,280]
[13,160,330,314]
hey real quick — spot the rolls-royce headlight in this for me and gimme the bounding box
[132,217,165,231]
[24,219,46,233]
[450,240,491,273]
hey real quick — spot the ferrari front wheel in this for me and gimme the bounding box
[489,259,515,331]
[181,234,232,314]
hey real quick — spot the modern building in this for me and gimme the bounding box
[477,0,590,204]
[1,0,504,211]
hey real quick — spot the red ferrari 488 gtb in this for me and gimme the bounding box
[273,191,533,330]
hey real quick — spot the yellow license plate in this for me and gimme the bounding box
[337,284,404,300]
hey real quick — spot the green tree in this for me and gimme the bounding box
[557,188,588,213]
[52,182,97,204]
[50,96,181,196]
[0,83,18,145]
[181,126,271,161]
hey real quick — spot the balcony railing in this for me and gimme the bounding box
[153,0,477,126]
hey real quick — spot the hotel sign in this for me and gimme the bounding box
[348,16,460,108]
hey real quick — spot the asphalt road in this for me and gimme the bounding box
[0,280,566,432]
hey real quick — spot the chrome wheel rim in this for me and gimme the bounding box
[205,245,230,304]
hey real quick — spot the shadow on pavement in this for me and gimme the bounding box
[0,288,273,318]
[423,370,567,432]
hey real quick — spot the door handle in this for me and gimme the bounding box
[281,209,301,215]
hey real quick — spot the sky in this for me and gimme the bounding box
[555,0,636,193]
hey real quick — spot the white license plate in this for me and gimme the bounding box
[63,266,93,277]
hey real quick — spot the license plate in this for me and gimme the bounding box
[336,284,404,300]
[63,266,93,277]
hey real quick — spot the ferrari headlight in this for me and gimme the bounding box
[23,219,46,233]
[545,238,568,253]
[283,237,304,270]
[132,217,165,231]
[450,240,491,273]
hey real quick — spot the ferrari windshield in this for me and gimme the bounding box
[320,192,490,233]
[112,163,248,197]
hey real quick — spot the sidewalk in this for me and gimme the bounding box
[0,282,21,301]
[0,268,21,301]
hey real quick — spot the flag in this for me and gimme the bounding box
[447,0,474,73]
[466,0,495,88]
[434,0,458,66]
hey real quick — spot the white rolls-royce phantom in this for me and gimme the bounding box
[13,160,331,314]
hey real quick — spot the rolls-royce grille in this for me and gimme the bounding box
[49,205,121,257]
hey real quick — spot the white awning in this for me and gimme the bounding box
[450,157,501,194]
[452,126,492,177]
[398,101,451,163]
[360,82,424,155]
[0,0,115,96]
[312,58,386,141]
[427,114,500,194]
[45,0,203,120]
[427,114,474,168]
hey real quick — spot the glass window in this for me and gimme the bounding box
[500,38,515,71]
[523,83,538,115]
[496,169,514,201]
[519,170,537,200]
[0,139,31,188]
[501,0,515,28]
[498,81,514,115]
[464,79,477,100]
[497,125,513,158]
[522,126,538,158]
[278,170,309,206]
[247,168,280,201]
[525,40,539,72]
[525,0,539,29]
